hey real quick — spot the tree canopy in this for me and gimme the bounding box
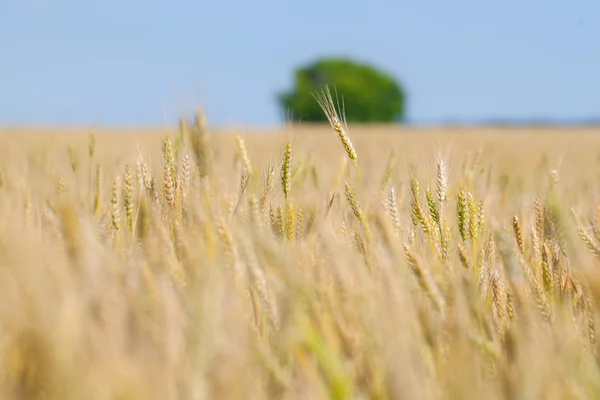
[278,57,406,123]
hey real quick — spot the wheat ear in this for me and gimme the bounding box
[314,85,364,203]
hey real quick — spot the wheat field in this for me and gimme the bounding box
[2,107,600,399]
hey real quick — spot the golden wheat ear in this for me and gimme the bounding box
[313,85,357,163]
[110,175,121,242]
[236,135,253,176]
[513,216,525,254]
[123,165,134,232]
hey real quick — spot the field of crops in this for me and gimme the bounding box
[2,101,600,398]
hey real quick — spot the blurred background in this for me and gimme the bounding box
[1,0,599,127]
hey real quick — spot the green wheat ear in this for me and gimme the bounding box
[281,142,292,201]
[88,132,96,159]
[68,145,77,174]
[457,187,469,242]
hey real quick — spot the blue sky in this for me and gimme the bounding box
[1,0,599,126]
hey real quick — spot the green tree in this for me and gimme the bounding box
[278,57,406,123]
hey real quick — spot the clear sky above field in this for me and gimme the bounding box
[1,0,599,126]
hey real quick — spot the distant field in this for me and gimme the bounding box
[2,124,600,201]
[1,122,600,399]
